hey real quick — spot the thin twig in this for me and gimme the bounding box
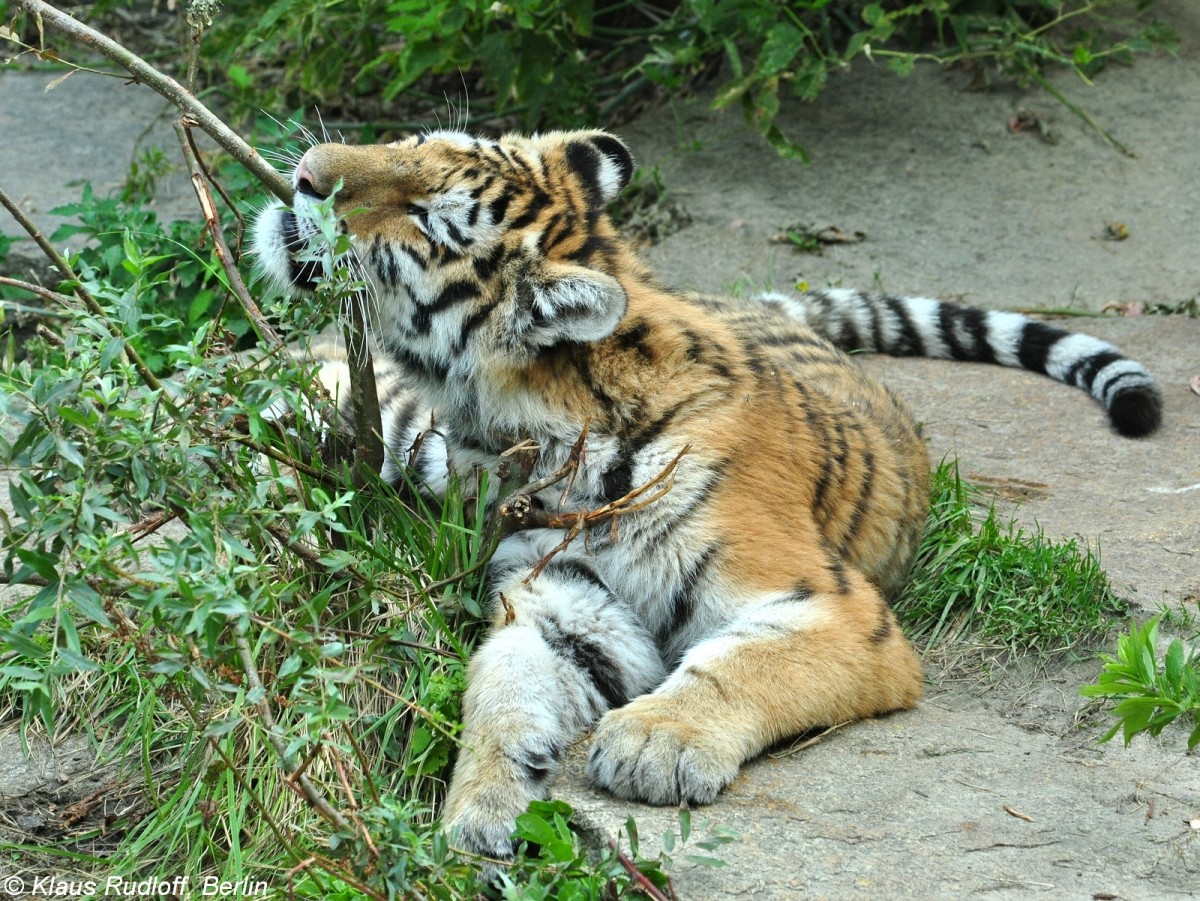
[324,730,380,860]
[607,838,672,901]
[0,185,78,282]
[229,433,343,489]
[420,553,494,595]
[287,743,323,786]
[125,508,180,542]
[0,574,51,587]
[172,117,283,349]
[10,0,293,203]
[183,11,202,94]
[20,0,380,489]
[288,854,389,901]
[343,725,382,807]
[0,280,75,314]
[1027,68,1135,159]
[235,635,350,830]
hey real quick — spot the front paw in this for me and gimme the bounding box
[444,738,561,865]
[443,792,523,864]
[586,697,741,806]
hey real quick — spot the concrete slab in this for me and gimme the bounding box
[0,68,197,251]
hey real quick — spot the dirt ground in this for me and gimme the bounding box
[2,3,1199,898]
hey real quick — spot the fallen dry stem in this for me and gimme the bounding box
[496,442,691,582]
[768,721,850,759]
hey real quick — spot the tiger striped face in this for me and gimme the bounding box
[253,130,638,387]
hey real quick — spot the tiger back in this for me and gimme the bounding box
[252,129,1161,863]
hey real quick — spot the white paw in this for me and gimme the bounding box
[444,795,523,863]
[444,736,561,864]
[586,697,741,806]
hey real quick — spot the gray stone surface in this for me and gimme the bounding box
[628,4,1200,316]
[0,67,196,252]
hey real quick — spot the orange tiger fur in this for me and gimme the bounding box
[252,128,1160,862]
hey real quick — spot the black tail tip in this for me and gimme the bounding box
[1109,386,1163,438]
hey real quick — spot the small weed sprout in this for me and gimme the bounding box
[1080,617,1200,750]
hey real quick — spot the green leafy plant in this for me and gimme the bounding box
[1080,616,1200,749]
[503,802,736,900]
[188,0,1178,154]
[2,1,1179,154]
[7,119,311,375]
[0,205,487,888]
[0,151,724,897]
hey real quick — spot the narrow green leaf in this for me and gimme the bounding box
[514,812,558,848]
[204,717,241,738]
[685,854,728,868]
[1164,638,1184,692]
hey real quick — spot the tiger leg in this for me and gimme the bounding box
[587,571,923,805]
[444,557,666,860]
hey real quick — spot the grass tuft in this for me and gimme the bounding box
[897,459,1126,654]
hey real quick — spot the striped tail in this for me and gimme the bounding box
[775,288,1163,438]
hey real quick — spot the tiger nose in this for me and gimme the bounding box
[294,154,325,199]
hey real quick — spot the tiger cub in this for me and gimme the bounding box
[252,129,1161,861]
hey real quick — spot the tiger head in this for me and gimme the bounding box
[253,130,647,394]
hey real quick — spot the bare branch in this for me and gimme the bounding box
[493,433,691,581]
[341,303,385,487]
[0,184,86,296]
[10,0,293,203]
[173,117,283,349]
[0,279,76,313]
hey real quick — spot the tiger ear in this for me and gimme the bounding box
[561,131,635,207]
[517,259,628,346]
